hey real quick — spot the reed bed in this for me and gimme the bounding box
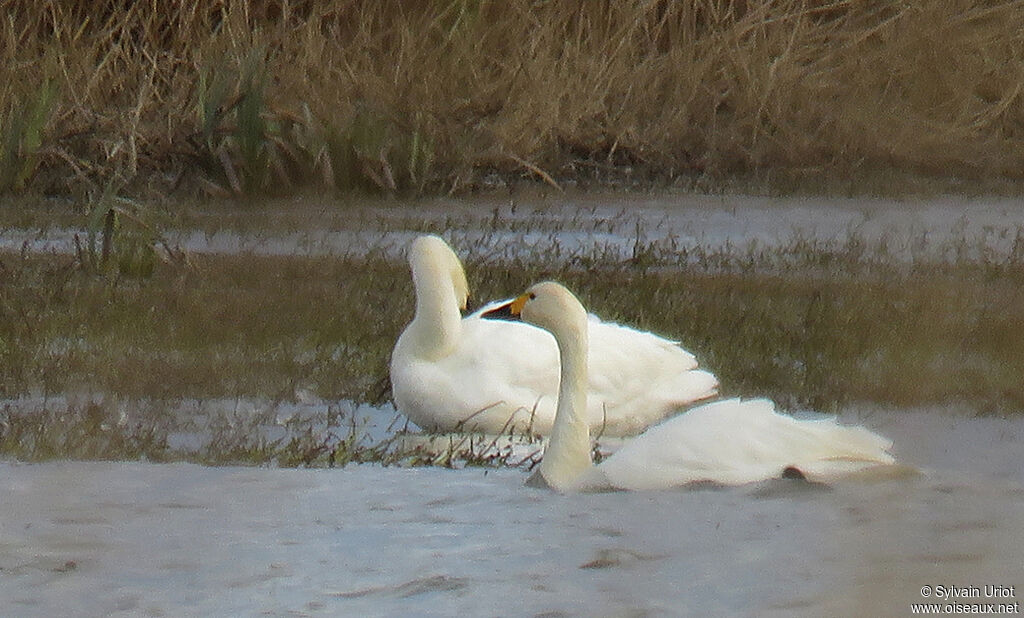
[3,0,1024,199]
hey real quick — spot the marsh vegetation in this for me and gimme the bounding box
[3,0,1024,199]
[3,1,1024,464]
[3,200,1023,464]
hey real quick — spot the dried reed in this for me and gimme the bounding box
[1,0,1022,197]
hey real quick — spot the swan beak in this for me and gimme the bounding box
[480,293,528,321]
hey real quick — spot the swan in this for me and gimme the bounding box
[481,281,897,491]
[390,235,718,437]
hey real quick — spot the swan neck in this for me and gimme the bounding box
[539,315,593,491]
[409,258,462,358]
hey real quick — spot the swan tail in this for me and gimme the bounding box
[670,369,719,404]
[790,417,896,481]
[812,420,895,464]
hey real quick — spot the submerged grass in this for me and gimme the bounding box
[2,220,1024,463]
[0,400,170,462]
[3,1,1024,198]
[0,397,438,467]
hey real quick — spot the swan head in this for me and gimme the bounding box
[482,281,587,340]
[409,235,470,311]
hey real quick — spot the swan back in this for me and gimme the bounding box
[595,398,895,489]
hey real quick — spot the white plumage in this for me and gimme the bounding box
[390,235,718,436]
[482,281,898,492]
[591,398,898,490]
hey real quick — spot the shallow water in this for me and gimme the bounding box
[5,194,1024,262]
[1,408,1021,617]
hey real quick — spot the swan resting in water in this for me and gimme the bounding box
[482,281,898,492]
[390,235,718,437]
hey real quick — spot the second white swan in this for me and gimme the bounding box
[482,281,897,491]
[390,235,718,436]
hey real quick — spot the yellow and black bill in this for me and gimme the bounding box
[480,294,528,321]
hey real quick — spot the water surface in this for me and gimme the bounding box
[5,194,1024,262]
[1,408,1021,617]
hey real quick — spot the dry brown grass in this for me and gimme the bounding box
[3,0,1024,198]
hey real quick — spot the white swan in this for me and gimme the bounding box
[481,281,897,491]
[390,235,718,436]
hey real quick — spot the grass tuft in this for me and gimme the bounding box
[0,76,58,193]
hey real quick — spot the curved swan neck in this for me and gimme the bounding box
[537,303,593,491]
[408,253,462,359]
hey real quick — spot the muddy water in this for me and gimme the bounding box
[0,407,1021,617]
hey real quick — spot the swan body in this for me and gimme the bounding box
[390,235,718,437]
[482,281,897,492]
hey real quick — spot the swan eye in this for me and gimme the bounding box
[528,293,536,300]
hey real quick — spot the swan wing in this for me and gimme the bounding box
[583,315,719,435]
[392,315,561,433]
[597,398,895,490]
